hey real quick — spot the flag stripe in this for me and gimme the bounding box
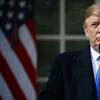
[0,31,37,99]
[19,23,39,95]
[19,24,37,68]
[0,53,26,100]
[0,75,14,100]
[13,31,38,96]
[26,19,37,41]
[0,96,2,100]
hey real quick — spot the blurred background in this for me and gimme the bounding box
[0,0,97,99]
[33,0,94,92]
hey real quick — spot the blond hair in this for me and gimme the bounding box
[83,3,100,28]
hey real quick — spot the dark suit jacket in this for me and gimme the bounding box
[39,46,97,100]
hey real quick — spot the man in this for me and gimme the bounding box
[39,3,100,100]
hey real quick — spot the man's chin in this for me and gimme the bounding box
[93,44,100,53]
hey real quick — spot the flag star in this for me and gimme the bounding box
[19,1,26,8]
[0,11,3,17]
[18,13,24,20]
[9,0,14,6]
[5,23,11,30]
[8,12,13,18]
[0,0,5,5]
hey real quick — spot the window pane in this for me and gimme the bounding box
[37,40,59,77]
[66,0,93,35]
[35,0,59,35]
[65,40,88,52]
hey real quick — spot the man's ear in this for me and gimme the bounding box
[84,28,89,40]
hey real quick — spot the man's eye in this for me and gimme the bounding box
[91,23,99,28]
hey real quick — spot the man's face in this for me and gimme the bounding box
[84,15,100,51]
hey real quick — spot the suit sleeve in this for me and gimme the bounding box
[39,55,64,100]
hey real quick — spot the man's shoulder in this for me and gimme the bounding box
[56,49,82,60]
[54,46,89,64]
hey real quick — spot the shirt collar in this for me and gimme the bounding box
[90,46,100,61]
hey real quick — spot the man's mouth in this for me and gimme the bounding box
[96,37,100,41]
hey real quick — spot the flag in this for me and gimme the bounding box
[0,0,39,99]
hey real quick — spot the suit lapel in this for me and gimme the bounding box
[71,46,97,100]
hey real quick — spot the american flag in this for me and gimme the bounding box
[0,0,38,99]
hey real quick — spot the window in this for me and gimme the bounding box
[34,0,93,91]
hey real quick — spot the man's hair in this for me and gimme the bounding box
[83,3,100,28]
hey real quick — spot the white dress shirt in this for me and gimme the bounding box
[90,47,100,82]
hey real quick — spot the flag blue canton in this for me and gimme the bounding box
[0,0,32,37]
